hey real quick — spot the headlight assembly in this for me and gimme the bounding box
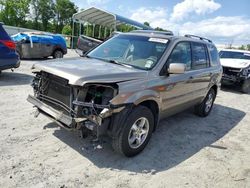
[241,66,250,76]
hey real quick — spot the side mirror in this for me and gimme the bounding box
[168,63,186,74]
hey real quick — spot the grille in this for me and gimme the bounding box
[38,73,71,114]
[222,66,241,76]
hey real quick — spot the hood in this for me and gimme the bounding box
[220,58,250,69]
[32,57,148,85]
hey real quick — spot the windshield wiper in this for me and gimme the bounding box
[107,59,133,68]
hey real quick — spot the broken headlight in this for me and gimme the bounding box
[241,66,250,76]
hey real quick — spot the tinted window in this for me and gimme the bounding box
[167,42,191,70]
[208,44,220,66]
[192,43,208,69]
[219,51,250,60]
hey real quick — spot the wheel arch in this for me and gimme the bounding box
[136,99,160,132]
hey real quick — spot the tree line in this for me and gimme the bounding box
[0,0,78,34]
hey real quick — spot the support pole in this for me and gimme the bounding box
[104,27,107,38]
[79,22,82,36]
[71,20,75,49]
[98,25,101,39]
[92,24,95,37]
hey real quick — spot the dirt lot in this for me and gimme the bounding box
[0,50,249,188]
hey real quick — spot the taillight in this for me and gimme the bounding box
[0,40,16,50]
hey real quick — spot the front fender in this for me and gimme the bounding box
[110,89,161,107]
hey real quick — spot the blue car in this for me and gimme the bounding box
[0,23,20,73]
[12,32,67,59]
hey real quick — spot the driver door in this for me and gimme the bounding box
[159,41,199,117]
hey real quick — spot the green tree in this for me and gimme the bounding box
[30,0,40,29]
[62,24,72,35]
[238,45,245,50]
[55,0,78,33]
[144,22,150,27]
[246,44,250,51]
[39,0,55,31]
[0,0,30,26]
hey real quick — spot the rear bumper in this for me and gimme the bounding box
[0,58,20,71]
[27,95,84,129]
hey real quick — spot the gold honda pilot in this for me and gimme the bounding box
[28,31,222,157]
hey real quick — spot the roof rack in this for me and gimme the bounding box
[131,30,174,36]
[184,34,212,43]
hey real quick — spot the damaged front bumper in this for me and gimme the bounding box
[27,95,125,132]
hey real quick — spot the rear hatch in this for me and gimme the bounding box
[0,23,19,68]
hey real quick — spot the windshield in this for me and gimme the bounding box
[87,34,169,70]
[219,51,250,60]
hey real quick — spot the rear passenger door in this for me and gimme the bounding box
[189,42,212,99]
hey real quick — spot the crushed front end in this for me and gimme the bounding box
[27,71,125,136]
[222,66,250,84]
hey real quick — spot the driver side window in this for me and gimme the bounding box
[167,42,191,71]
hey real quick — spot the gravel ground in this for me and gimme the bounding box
[0,50,249,188]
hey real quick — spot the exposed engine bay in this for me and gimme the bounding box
[29,71,124,135]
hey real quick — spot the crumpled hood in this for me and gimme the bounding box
[220,58,250,69]
[32,57,148,85]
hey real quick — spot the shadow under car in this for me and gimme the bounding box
[43,103,245,174]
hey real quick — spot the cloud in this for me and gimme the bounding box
[130,7,169,28]
[72,0,110,9]
[130,7,250,44]
[87,0,110,6]
[170,0,221,21]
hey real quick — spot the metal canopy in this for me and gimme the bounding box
[72,7,152,30]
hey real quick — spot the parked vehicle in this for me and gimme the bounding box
[76,35,102,56]
[76,32,121,56]
[0,22,20,74]
[219,49,250,93]
[27,31,222,157]
[12,32,67,59]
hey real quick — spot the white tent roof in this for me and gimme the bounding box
[72,7,152,29]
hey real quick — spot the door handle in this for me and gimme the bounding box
[189,76,193,79]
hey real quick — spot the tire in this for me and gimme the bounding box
[241,79,250,94]
[53,50,63,59]
[194,88,216,117]
[112,106,154,157]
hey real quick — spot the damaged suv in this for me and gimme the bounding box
[219,49,250,93]
[27,31,222,157]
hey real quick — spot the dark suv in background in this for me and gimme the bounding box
[0,23,20,74]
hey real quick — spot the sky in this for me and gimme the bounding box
[71,0,250,45]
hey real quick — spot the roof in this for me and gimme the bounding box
[220,49,250,53]
[73,7,152,30]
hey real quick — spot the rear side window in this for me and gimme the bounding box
[191,42,209,70]
[167,42,192,70]
[208,44,220,66]
[0,25,11,40]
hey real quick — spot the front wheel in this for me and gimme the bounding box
[194,88,216,117]
[241,79,250,94]
[53,50,63,59]
[112,106,154,157]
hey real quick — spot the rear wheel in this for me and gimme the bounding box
[53,50,63,59]
[112,106,154,157]
[194,88,216,117]
[241,79,250,94]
